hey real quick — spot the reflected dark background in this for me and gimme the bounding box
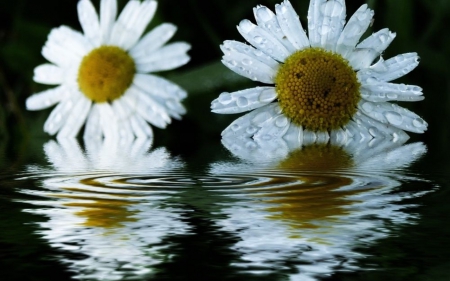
[1,1,450,281]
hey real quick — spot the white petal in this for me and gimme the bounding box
[357,53,420,82]
[347,48,379,70]
[358,101,427,133]
[97,102,119,139]
[352,111,410,141]
[253,5,296,52]
[308,0,346,51]
[221,103,280,139]
[26,86,69,110]
[136,50,190,73]
[302,129,318,145]
[275,0,310,50]
[237,19,290,62]
[33,64,64,85]
[211,87,277,114]
[336,4,374,58]
[360,81,423,102]
[84,104,102,139]
[111,99,135,140]
[222,40,279,69]
[130,113,153,138]
[221,136,289,163]
[56,95,91,139]
[221,44,277,84]
[254,114,290,141]
[108,0,157,50]
[121,86,171,128]
[357,28,396,54]
[282,123,303,149]
[77,0,101,46]
[42,26,91,67]
[43,94,78,135]
[99,0,117,44]
[134,42,190,65]
[329,127,349,146]
[129,23,177,59]
[133,73,187,100]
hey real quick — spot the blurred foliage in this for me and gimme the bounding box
[0,0,449,152]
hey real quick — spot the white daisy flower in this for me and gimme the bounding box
[211,0,427,142]
[27,0,190,140]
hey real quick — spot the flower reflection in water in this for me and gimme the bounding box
[210,137,428,280]
[20,138,190,280]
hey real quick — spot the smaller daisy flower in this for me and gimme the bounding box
[211,0,427,143]
[27,0,190,139]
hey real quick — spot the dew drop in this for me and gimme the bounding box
[54,113,62,123]
[412,117,426,128]
[257,7,273,21]
[254,36,263,43]
[379,34,388,43]
[386,93,397,99]
[242,58,252,65]
[254,50,263,56]
[368,127,379,137]
[357,11,367,21]
[218,92,232,104]
[261,134,272,141]
[259,89,277,102]
[237,96,249,107]
[229,60,237,66]
[245,141,257,149]
[384,111,403,126]
[318,25,331,35]
[275,116,288,127]
[246,126,258,134]
[239,19,254,33]
[231,123,240,131]
[362,102,374,113]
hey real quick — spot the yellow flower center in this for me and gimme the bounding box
[275,48,360,131]
[278,144,354,171]
[77,46,136,103]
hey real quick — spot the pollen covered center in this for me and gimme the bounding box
[78,46,136,103]
[275,48,360,131]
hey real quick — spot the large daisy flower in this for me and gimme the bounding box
[211,0,427,142]
[26,0,190,139]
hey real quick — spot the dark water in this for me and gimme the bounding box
[0,137,449,281]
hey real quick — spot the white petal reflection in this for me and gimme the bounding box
[209,138,429,280]
[20,138,190,280]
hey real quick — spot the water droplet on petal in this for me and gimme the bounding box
[275,116,288,127]
[239,20,254,33]
[259,89,277,102]
[257,7,273,22]
[237,96,249,107]
[245,141,257,149]
[254,50,263,56]
[362,102,374,113]
[386,93,397,99]
[368,127,379,137]
[246,126,258,134]
[231,123,240,131]
[254,36,263,43]
[218,92,232,104]
[413,117,426,128]
[242,58,252,65]
[384,111,403,126]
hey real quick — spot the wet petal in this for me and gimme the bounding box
[253,5,296,52]
[57,94,91,139]
[237,19,290,62]
[99,0,117,43]
[360,80,423,102]
[336,4,374,58]
[358,101,427,133]
[77,0,101,46]
[129,23,177,58]
[221,103,281,139]
[358,53,420,82]
[26,86,69,110]
[275,0,310,50]
[357,28,396,54]
[33,64,64,85]
[211,87,277,114]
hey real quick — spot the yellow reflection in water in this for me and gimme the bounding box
[51,178,138,232]
[258,145,378,240]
